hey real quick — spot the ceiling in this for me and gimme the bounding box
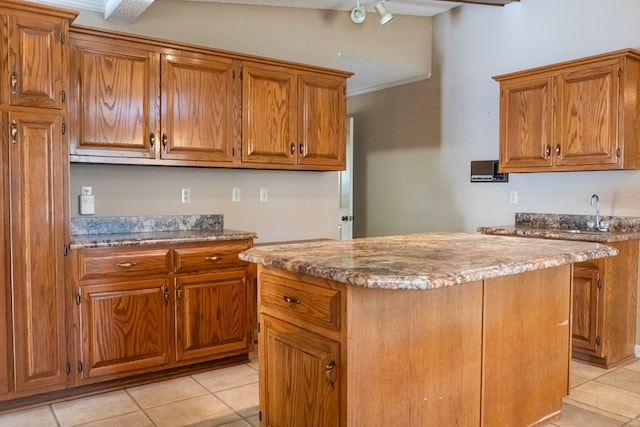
[33,0,464,21]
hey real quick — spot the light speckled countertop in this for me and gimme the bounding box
[70,229,257,249]
[238,233,617,290]
[478,212,640,242]
[68,214,257,249]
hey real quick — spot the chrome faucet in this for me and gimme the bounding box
[591,194,600,229]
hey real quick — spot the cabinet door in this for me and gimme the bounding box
[0,115,8,395]
[6,14,67,109]
[161,54,237,164]
[572,261,603,355]
[9,112,68,392]
[79,279,171,380]
[498,76,554,171]
[175,270,251,362]
[241,63,297,166]
[298,73,346,170]
[260,315,340,427]
[69,35,159,160]
[556,61,620,168]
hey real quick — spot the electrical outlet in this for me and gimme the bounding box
[181,188,191,204]
[260,188,268,203]
[232,187,241,202]
[81,186,92,196]
[509,190,518,205]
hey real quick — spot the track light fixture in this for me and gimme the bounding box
[374,0,393,25]
[350,0,365,24]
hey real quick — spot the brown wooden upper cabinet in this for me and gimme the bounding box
[242,63,347,170]
[494,49,640,172]
[69,26,351,171]
[69,29,238,166]
[4,11,69,109]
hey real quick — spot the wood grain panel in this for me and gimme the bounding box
[241,63,297,165]
[499,76,553,170]
[260,315,340,427]
[298,72,345,169]
[572,261,602,354]
[70,35,159,158]
[7,14,65,109]
[161,53,236,163]
[345,281,482,427]
[175,270,250,362]
[0,114,9,395]
[9,112,67,393]
[80,279,170,379]
[482,265,571,427]
[173,240,252,273]
[77,247,172,279]
[556,61,619,166]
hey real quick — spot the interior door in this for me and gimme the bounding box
[338,117,354,240]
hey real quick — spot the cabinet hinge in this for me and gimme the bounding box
[62,122,66,135]
[240,69,243,80]
[76,293,81,305]
[257,322,261,333]
[232,147,235,157]
[63,244,68,256]
[597,277,602,289]
[618,68,623,78]
[259,411,262,422]
[616,147,621,158]
[60,32,65,44]
[596,336,601,346]
[78,361,83,373]
[66,363,71,375]
[61,90,66,103]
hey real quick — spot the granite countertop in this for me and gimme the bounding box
[68,214,257,249]
[70,229,258,249]
[478,212,640,243]
[238,233,617,290]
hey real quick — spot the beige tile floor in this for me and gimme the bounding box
[2,356,640,426]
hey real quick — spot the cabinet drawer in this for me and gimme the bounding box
[260,274,340,331]
[174,240,252,273]
[77,248,172,280]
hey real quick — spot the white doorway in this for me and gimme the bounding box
[339,117,354,240]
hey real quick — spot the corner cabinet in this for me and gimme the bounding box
[572,239,639,368]
[69,239,254,384]
[494,49,640,172]
[68,26,350,171]
[0,0,77,403]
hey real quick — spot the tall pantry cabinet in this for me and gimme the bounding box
[0,1,76,400]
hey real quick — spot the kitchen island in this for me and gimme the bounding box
[239,233,618,427]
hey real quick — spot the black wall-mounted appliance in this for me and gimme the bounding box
[470,160,508,183]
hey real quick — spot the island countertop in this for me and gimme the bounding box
[239,232,617,290]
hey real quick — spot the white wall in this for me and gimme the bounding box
[65,0,433,244]
[434,0,640,232]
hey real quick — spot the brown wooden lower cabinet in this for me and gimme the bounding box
[572,239,639,368]
[258,264,571,427]
[71,240,255,385]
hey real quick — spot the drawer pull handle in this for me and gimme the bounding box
[325,360,336,390]
[116,262,136,268]
[283,295,301,305]
[206,256,222,261]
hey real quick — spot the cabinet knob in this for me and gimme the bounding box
[149,132,156,147]
[299,143,304,156]
[10,72,17,94]
[325,360,336,390]
[162,133,168,149]
[163,286,169,305]
[556,144,561,157]
[283,295,301,305]
[206,256,222,262]
[545,145,551,159]
[10,121,17,143]
[116,262,136,268]
[290,143,295,157]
